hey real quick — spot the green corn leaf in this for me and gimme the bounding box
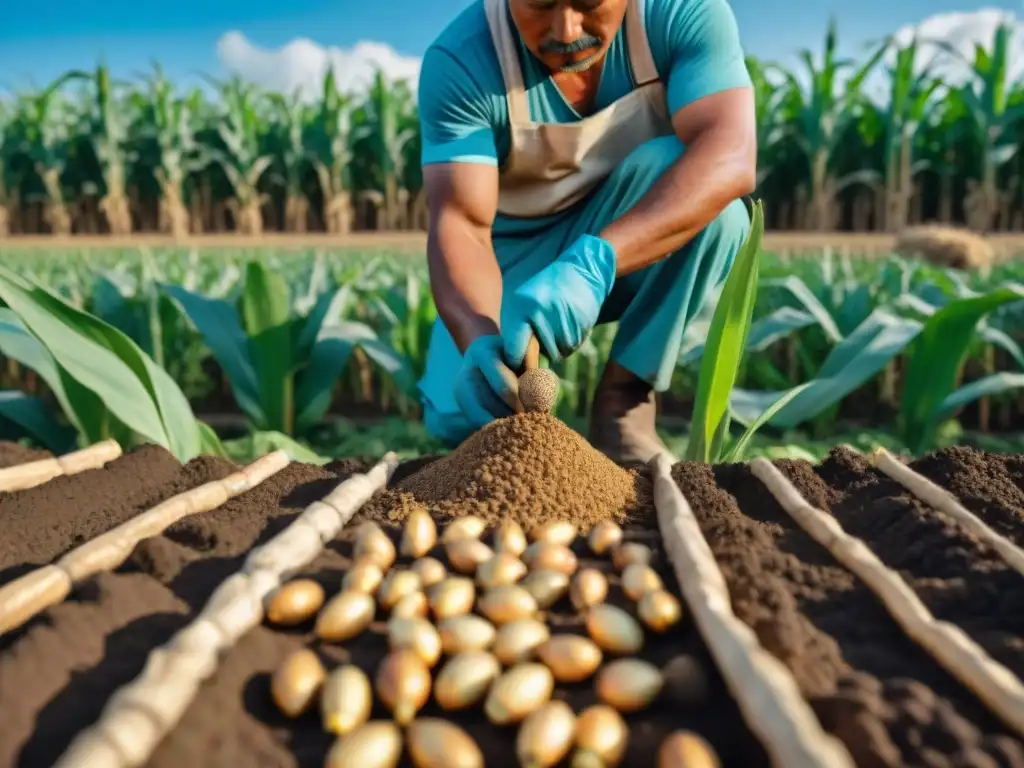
[722,381,814,463]
[685,200,765,463]
[936,372,1024,422]
[161,282,263,424]
[730,309,923,428]
[900,284,1024,454]
[197,421,228,458]
[0,308,81,433]
[0,390,77,452]
[763,275,844,343]
[239,261,295,434]
[0,267,174,451]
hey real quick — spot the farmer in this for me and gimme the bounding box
[416,0,756,464]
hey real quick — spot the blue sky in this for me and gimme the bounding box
[0,0,1019,90]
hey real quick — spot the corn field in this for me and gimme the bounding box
[1,245,1023,460]
[0,20,1022,237]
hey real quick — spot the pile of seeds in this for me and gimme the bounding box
[262,512,718,767]
[364,413,650,529]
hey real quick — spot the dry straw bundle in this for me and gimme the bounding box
[0,449,291,635]
[0,439,122,492]
[894,224,994,270]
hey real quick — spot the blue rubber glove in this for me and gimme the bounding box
[453,334,521,431]
[502,234,617,367]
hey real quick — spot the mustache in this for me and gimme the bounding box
[539,34,601,54]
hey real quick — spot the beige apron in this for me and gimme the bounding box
[483,0,676,219]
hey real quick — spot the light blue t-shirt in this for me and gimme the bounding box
[417,0,751,236]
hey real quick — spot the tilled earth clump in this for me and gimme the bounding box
[363,412,651,530]
[0,434,1021,767]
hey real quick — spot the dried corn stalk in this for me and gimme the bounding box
[54,452,399,768]
[0,439,122,492]
[869,448,1024,577]
[0,450,291,635]
[750,457,1024,735]
[651,454,855,767]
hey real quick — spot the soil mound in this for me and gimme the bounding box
[363,412,649,529]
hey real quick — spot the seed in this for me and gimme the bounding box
[520,570,570,609]
[621,564,663,601]
[585,604,643,654]
[321,665,372,736]
[377,570,422,611]
[493,619,550,665]
[407,718,485,768]
[638,590,682,633]
[375,649,432,725]
[572,705,628,768]
[517,700,576,768]
[270,648,325,718]
[437,615,496,654]
[657,731,720,768]
[529,520,577,547]
[392,590,429,619]
[411,557,447,588]
[595,658,663,712]
[611,542,651,571]
[494,519,527,556]
[536,635,603,683]
[587,521,623,556]
[477,552,528,589]
[441,516,487,544]
[401,508,437,558]
[428,577,476,621]
[325,721,403,768]
[570,569,607,611]
[478,585,538,625]
[343,561,385,594]
[355,526,397,571]
[316,590,376,642]
[484,663,554,725]
[265,579,325,626]
[524,542,578,575]
[434,650,502,710]
[388,617,442,667]
[445,538,494,574]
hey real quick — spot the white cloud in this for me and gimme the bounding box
[215,8,1021,103]
[888,8,1024,83]
[215,31,421,100]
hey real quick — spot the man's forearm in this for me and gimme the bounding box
[426,215,504,353]
[599,130,756,276]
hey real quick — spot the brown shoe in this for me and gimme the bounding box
[587,361,675,466]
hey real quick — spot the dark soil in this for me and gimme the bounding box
[1,434,1021,767]
[906,446,1024,547]
[672,455,1024,768]
[0,444,234,586]
[800,447,1024,697]
[0,441,53,469]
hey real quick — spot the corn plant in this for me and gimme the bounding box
[0,266,221,460]
[161,259,410,435]
[684,201,811,463]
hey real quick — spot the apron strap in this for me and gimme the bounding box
[485,0,531,123]
[625,0,660,87]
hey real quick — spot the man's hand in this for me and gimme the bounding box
[502,234,617,367]
[453,334,521,430]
